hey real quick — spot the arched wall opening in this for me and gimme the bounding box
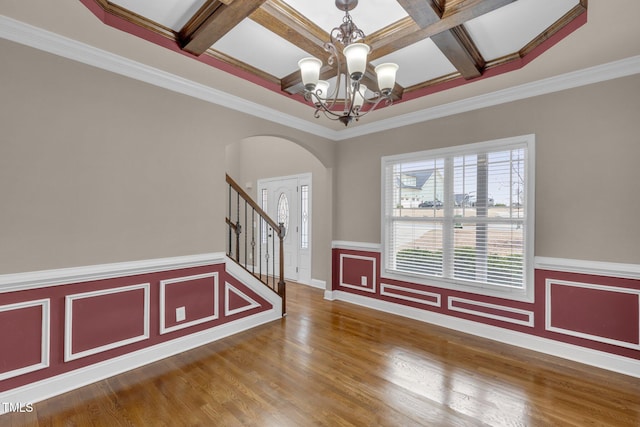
[225,135,333,288]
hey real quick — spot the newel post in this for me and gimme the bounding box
[278,222,286,316]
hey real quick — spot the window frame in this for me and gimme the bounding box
[380,134,536,302]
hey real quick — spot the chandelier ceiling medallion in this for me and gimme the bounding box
[298,0,399,126]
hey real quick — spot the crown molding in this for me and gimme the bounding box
[0,15,339,140]
[2,15,639,142]
[335,55,640,140]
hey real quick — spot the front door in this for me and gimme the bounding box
[260,177,298,281]
[258,174,311,283]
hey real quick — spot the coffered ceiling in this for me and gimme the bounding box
[79,0,586,123]
[4,1,640,138]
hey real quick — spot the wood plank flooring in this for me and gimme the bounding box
[2,283,639,426]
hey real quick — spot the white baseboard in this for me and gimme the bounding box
[330,290,640,378]
[0,309,280,415]
[324,290,337,301]
[308,279,326,290]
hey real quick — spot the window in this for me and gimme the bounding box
[382,135,535,300]
[277,192,290,238]
[300,185,309,249]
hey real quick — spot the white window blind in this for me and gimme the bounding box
[382,135,534,296]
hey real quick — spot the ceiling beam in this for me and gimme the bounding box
[252,0,329,62]
[441,0,516,23]
[280,66,335,96]
[371,0,515,61]
[395,0,442,28]
[376,0,513,79]
[252,0,332,94]
[430,25,483,79]
[179,0,267,56]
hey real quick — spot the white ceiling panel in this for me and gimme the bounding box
[372,38,457,88]
[464,0,579,60]
[284,0,408,36]
[213,19,310,79]
[110,0,207,31]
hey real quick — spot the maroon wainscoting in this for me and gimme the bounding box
[224,273,271,319]
[70,286,148,357]
[536,270,640,358]
[380,281,441,308]
[333,248,640,361]
[161,273,218,333]
[336,251,378,294]
[0,303,45,375]
[0,263,274,393]
[448,297,533,327]
[548,281,638,345]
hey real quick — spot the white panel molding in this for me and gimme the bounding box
[448,296,534,327]
[339,254,377,294]
[380,282,441,307]
[545,279,640,350]
[0,299,50,381]
[0,308,280,415]
[536,257,640,280]
[330,290,640,378]
[64,284,151,362]
[225,258,283,315]
[225,282,261,316]
[3,16,637,142]
[159,273,219,335]
[0,252,226,293]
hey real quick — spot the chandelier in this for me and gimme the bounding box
[298,0,399,126]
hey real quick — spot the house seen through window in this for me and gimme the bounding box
[382,135,535,300]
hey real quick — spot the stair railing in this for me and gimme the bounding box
[226,174,286,316]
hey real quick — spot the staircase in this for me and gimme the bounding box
[226,174,286,316]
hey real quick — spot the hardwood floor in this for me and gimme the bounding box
[3,282,639,426]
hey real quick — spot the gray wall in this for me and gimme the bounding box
[2,36,639,276]
[333,74,640,264]
[0,39,333,274]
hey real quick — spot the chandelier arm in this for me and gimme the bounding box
[344,80,360,117]
[320,109,345,121]
[321,42,341,110]
[351,93,393,119]
[308,91,348,120]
